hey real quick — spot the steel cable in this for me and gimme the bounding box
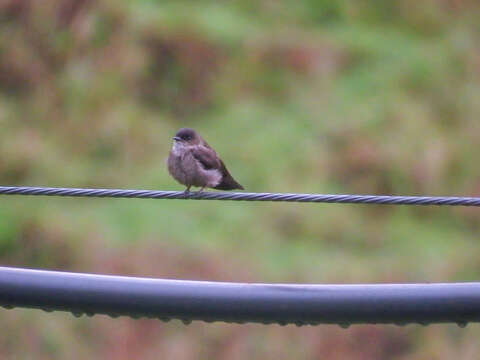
[1,186,480,206]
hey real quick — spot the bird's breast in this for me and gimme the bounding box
[168,148,222,188]
[167,151,198,185]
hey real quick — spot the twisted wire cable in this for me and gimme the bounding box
[1,185,480,206]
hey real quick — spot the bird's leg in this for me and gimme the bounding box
[196,186,205,194]
[184,186,191,194]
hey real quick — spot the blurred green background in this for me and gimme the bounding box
[1,0,480,358]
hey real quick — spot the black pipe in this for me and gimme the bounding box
[0,267,479,326]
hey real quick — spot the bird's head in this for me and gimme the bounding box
[172,128,203,147]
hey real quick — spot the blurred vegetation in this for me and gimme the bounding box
[1,0,480,358]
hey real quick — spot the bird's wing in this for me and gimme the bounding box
[191,146,221,170]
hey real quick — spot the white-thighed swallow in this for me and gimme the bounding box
[167,128,244,193]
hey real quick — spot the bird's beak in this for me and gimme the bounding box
[173,136,182,141]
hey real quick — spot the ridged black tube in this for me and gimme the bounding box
[0,267,479,327]
[1,186,480,206]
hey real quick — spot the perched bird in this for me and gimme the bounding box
[167,128,244,193]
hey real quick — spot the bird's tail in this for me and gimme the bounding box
[214,159,244,190]
[214,174,244,190]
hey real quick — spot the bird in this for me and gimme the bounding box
[167,128,244,193]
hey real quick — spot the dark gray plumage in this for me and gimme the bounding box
[167,128,244,192]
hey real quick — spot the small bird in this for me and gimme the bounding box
[167,128,244,193]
